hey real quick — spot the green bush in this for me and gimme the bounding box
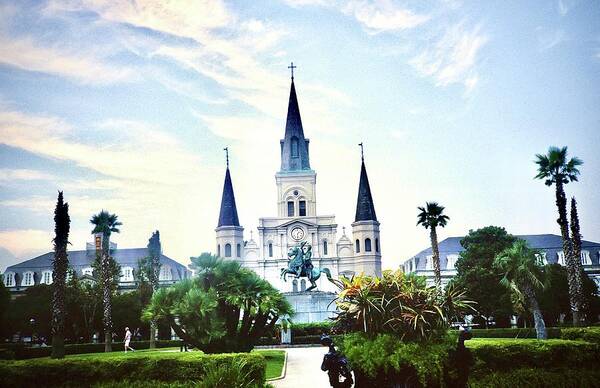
[561,326,600,344]
[291,321,333,337]
[467,339,600,373]
[469,327,562,339]
[0,352,266,388]
[0,340,183,360]
[468,368,600,388]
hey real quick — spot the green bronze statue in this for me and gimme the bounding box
[281,241,337,291]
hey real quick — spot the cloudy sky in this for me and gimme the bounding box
[0,0,599,272]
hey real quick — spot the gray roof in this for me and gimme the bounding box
[280,80,311,172]
[406,234,600,271]
[5,247,190,283]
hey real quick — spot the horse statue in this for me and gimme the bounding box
[280,241,337,292]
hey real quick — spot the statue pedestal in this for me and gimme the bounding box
[283,291,337,323]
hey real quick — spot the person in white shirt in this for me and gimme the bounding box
[124,327,135,352]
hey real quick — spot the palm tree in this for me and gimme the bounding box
[494,240,547,339]
[51,192,70,358]
[90,210,122,352]
[417,202,450,290]
[534,146,584,325]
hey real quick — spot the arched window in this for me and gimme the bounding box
[268,243,273,257]
[225,243,232,257]
[41,270,53,285]
[217,244,221,257]
[3,272,15,287]
[291,136,299,157]
[323,240,328,256]
[365,238,372,252]
[300,279,306,292]
[299,200,306,216]
[355,239,360,253]
[292,279,298,292]
[236,243,241,258]
[287,201,295,217]
[375,238,380,252]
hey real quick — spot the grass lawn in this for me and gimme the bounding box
[64,347,286,380]
[255,350,286,380]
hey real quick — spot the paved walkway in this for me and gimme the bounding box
[272,347,330,388]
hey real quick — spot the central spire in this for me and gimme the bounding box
[280,65,311,172]
[355,143,378,222]
[217,148,240,227]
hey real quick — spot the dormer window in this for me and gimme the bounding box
[557,251,565,266]
[41,270,53,285]
[446,254,459,270]
[121,267,134,282]
[22,271,34,287]
[3,272,15,287]
[425,255,434,270]
[159,265,172,281]
[581,250,592,265]
[82,267,94,277]
[291,136,299,157]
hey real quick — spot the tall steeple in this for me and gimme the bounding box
[280,64,311,172]
[217,148,240,227]
[354,143,377,222]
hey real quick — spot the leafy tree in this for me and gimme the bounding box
[188,252,214,273]
[5,285,53,342]
[333,270,474,341]
[143,255,293,353]
[451,226,515,327]
[534,146,585,325]
[137,230,161,348]
[90,210,122,351]
[65,270,102,342]
[494,240,547,339]
[51,191,70,358]
[416,202,450,290]
[0,277,9,340]
[539,264,570,325]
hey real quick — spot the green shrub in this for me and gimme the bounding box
[468,368,600,388]
[469,327,562,339]
[561,326,600,344]
[339,333,454,386]
[467,339,600,374]
[0,352,266,387]
[291,321,333,337]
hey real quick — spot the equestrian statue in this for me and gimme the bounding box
[280,241,339,291]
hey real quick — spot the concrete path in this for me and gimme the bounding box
[272,347,331,388]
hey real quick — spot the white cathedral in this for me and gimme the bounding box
[213,74,382,320]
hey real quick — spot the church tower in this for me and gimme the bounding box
[215,148,244,260]
[351,144,382,276]
[275,68,317,219]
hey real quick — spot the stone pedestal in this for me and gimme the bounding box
[284,291,337,323]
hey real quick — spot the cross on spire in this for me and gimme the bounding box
[358,142,364,162]
[224,147,229,168]
[288,62,297,81]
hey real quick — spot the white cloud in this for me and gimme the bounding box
[557,0,576,16]
[0,34,136,85]
[0,229,52,259]
[343,0,430,32]
[0,169,55,181]
[536,28,565,51]
[410,21,487,91]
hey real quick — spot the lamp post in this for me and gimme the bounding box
[29,318,36,346]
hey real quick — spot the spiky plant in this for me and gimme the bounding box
[51,191,70,358]
[495,240,547,339]
[417,202,450,291]
[90,210,122,352]
[534,146,584,325]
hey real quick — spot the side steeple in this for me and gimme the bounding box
[280,65,311,172]
[355,143,377,222]
[216,148,244,260]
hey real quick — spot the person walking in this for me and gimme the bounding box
[124,327,135,352]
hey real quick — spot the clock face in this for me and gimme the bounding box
[290,227,305,241]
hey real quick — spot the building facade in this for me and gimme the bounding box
[3,237,191,295]
[214,77,382,302]
[401,234,600,289]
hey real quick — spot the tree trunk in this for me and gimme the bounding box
[524,285,547,339]
[554,181,583,326]
[101,247,113,352]
[149,321,157,349]
[51,245,67,359]
[570,197,587,323]
[430,227,442,291]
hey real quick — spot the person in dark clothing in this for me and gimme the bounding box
[320,335,353,388]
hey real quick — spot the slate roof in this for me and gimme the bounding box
[217,167,241,227]
[405,234,600,271]
[280,80,311,172]
[4,247,190,284]
[354,160,378,222]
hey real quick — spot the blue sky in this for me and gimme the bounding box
[0,0,599,272]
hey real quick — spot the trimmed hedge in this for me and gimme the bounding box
[467,339,600,374]
[561,326,600,344]
[0,352,266,388]
[0,340,182,360]
[468,368,600,388]
[290,321,333,337]
[468,327,562,339]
